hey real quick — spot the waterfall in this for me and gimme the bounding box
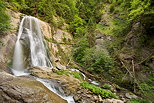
[12,16,52,74]
[12,16,75,103]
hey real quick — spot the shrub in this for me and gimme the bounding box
[74,27,85,37]
[91,50,114,73]
[140,83,154,91]
[73,41,115,74]
[73,38,89,64]
[69,15,85,37]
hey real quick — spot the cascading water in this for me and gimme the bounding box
[12,16,75,103]
[13,16,52,72]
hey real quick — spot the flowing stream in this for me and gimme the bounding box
[12,16,75,103]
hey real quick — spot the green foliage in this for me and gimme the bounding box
[80,81,117,98]
[129,0,151,21]
[6,0,28,11]
[112,18,130,37]
[91,50,114,73]
[69,15,85,37]
[53,3,72,22]
[74,42,115,74]
[138,82,154,102]
[73,38,89,63]
[71,71,83,80]
[0,0,10,32]
[6,0,104,39]
[76,0,103,23]
[56,70,83,80]
[103,83,112,90]
[140,83,154,91]
[128,98,149,103]
[55,70,68,75]
[56,17,65,29]
[109,4,114,12]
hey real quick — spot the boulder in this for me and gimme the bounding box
[125,93,138,99]
[30,66,80,95]
[0,72,67,103]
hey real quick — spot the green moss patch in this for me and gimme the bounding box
[80,81,117,98]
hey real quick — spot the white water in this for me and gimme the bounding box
[12,16,75,103]
[91,81,100,86]
[36,78,75,103]
[13,41,24,71]
[12,16,52,73]
[13,17,26,72]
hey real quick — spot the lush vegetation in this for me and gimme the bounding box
[5,0,103,37]
[80,81,117,98]
[73,42,116,75]
[1,0,154,102]
[0,0,10,33]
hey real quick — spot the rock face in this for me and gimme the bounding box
[0,9,21,70]
[39,17,73,70]
[0,34,16,69]
[0,72,67,103]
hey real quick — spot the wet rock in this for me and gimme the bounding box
[56,62,66,70]
[0,72,67,103]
